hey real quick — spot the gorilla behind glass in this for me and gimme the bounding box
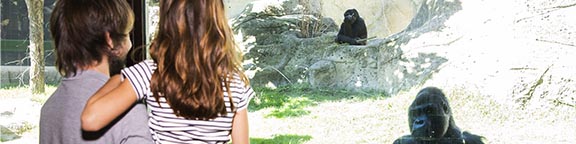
[394,87,485,144]
[335,8,367,45]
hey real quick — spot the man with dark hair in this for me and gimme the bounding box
[39,0,152,143]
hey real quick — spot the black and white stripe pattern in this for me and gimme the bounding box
[121,60,254,144]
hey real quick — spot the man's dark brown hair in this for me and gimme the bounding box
[50,0,134,77]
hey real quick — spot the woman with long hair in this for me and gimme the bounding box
[81,0,253,143]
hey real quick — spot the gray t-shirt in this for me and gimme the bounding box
[40,70,153,144]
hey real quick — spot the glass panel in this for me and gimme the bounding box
[1,0,56,66]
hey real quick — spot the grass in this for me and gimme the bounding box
[247,84,576,143]
[249,84,383,118]
[251,134,312,144]
[1,84,575,143]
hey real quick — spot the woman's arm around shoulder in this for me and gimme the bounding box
[81,74,138,131]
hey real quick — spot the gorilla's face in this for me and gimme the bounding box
[343,9,358,23]
[408,87,452,140]
[395,87,485,144]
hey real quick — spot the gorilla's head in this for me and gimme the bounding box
[394,87,485,144]
[408,87,454,140]
[343,9,359,23]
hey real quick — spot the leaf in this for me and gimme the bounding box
[1,19,9,26]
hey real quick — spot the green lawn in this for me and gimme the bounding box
[247,85,576,143]
[1,84,575,143]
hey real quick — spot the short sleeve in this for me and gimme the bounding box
[121,60,154,101]
[236,80,255,111]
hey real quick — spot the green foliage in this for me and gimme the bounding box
[0,83,23,89]
[0,39,54,52]
[250,134,312,144]
[14,122,35,135]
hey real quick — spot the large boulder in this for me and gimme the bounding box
[226,0,422,39]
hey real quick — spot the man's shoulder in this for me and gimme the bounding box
[107,103,153,143]
[64,70,109,83]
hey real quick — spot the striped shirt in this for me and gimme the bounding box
[121,60,254,144]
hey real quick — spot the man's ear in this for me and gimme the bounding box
[104,32,120,56]
[105,32,114,49]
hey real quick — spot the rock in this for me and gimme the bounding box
[0,96,41,142]
[1,111,14,117]
[235,0,458,95]
[1,125,21,142]
[234,0,576,107]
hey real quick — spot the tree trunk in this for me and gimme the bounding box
[25,0,45,94]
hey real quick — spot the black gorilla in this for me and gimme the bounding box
[335,9,367,45]
[394,87,485,144]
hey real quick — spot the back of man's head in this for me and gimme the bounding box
[50,0,134,77]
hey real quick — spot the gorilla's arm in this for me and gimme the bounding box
[335,23,361,45]
[463,131,485,144]
[356,18,368,45]
[336,34,360,45]
[393,135,416,144]
[393,135,467,144]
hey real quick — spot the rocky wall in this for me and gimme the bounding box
[234,0,461,95]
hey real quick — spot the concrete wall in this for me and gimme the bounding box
[0,66,61,85]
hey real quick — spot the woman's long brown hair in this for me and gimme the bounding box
[149,0,248,120]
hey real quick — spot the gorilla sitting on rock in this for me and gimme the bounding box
[394,87,485,144]
[335,9,367,45]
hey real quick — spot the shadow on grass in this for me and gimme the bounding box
[266,97,314,118]
[249,84,388,118]
[250,134,312,144]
